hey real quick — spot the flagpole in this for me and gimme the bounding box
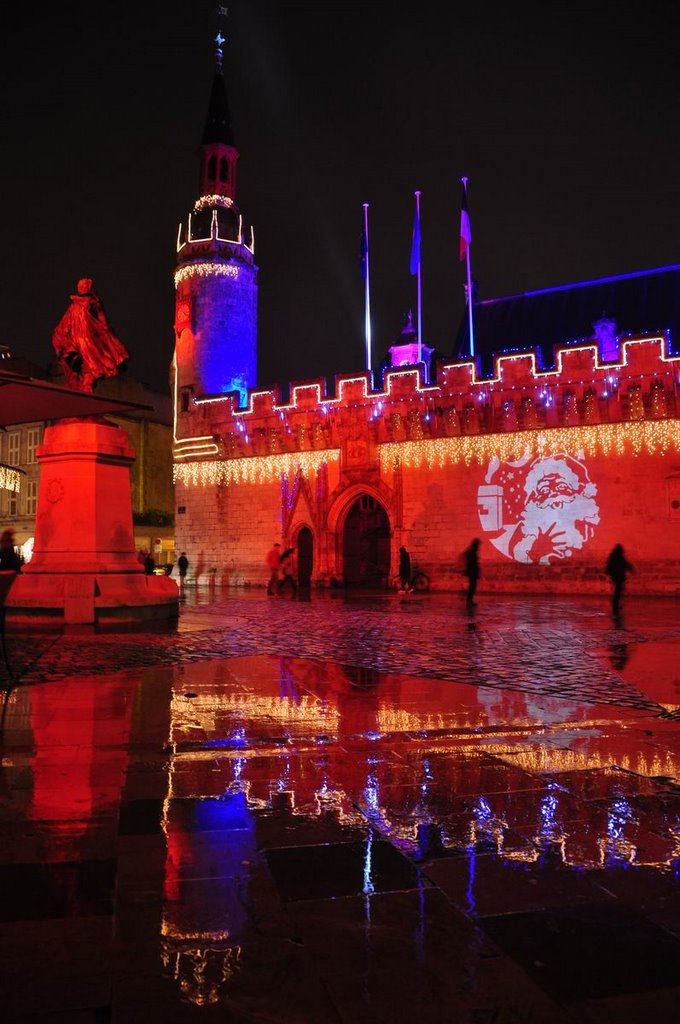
[415,190,422,369]
[461,177,475,359]
[363,202,372,378]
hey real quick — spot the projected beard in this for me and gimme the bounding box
[478,453,600,565]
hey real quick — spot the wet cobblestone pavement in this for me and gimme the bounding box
[1,589,680,1023]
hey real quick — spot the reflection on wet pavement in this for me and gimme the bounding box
[0,593,679,1022]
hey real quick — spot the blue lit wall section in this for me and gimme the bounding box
[191,265,257,404]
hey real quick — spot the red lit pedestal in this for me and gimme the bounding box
[6,419,178,627]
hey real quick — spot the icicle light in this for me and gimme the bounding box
[379,419,680,471]
[174,262,239,287]
[174,448,339,486]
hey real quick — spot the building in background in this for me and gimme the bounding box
[0,354,175,568]
[171,48,680,595]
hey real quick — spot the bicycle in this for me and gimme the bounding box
[390,570,430,593]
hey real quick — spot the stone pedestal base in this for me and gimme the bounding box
[5,418,179,629]
[7,570,178,628]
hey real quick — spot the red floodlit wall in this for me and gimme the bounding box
[172,337,680,593]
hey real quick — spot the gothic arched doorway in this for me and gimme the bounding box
[296,527,313,588]
[342,494,391,587]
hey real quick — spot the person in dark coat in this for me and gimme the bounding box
[0,529,22,573]
[278,547,297,595]
[266,543,281,595]
[398,546,411,592]
[605,544,633,616]
[462,538,481,606]
[177,552,189,581]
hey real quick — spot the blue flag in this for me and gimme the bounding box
[409,203,421,276]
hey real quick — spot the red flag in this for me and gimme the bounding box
[459,181,471,261]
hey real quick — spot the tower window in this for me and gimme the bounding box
[219,158,229,183]
[208,154,217,181]
[180,389,190,412]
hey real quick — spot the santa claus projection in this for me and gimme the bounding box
[477,451,600,565]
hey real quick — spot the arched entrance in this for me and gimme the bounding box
[342,494,391,587]
[296,526,313,588]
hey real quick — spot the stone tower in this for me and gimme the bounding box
[173,36,257,409]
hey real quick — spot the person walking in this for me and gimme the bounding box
[605,543,633,616]
[266,542,281,595]
[462,538,481,606]
[398,546,411,593]
[278,546,297,596]
[177,551,189,583]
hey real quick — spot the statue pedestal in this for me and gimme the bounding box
[6,419,179,628]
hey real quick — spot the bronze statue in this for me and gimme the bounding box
[52,278,130,392]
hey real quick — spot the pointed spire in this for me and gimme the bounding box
[199,19,238,200]
[202,68,235,148]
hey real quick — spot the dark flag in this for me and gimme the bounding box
[409,200,421,276]
[360,223,368,280]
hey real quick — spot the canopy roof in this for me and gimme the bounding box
[0,370,152,428]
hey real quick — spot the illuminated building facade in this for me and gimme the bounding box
[172,64,680,595]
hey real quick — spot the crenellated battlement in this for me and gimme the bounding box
[175,336,680,465]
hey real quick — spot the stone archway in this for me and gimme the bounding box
[342,494,391,587]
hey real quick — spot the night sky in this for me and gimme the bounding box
[3,0,679,395]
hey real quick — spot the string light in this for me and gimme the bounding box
[193,194,235,212]
[0,465,22,492]
[174,448,339,486]
[379,419,680,471]
[174,336,680,470]
[174,262,239,287]
[174,442,219,459]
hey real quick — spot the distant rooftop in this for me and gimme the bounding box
[454,264,680,373]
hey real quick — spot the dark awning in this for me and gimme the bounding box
[0,371,153,428]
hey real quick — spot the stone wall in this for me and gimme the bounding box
[173,336,680,594]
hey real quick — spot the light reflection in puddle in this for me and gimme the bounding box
[6,650,679,1010]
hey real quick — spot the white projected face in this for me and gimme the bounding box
[477,452,600,564]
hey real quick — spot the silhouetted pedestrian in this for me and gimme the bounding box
[144,552,156,575]
[266,542,281,595]
[177,551,189,581]
[398,546,411,592]
[605,544,633,616]
[0,529,22,574]
[278,547,297,595]
[462,538,481,606]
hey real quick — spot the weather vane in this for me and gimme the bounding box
[215,5,228,72]
[215,31,225,72]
